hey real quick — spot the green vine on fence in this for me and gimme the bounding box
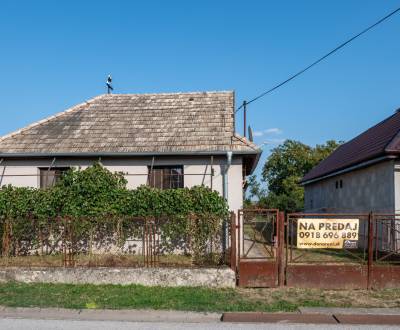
[0,163,229,265]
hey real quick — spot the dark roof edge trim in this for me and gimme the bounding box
[385,128,400,152]
[0,150,261,158]
[248,150,262,175]
[300,155,397,186]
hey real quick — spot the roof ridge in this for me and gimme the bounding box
[341,111,399,150]
[101,91,234,97]
[314,111,400,164]
[0,94,107,143]
[383,114,400,152]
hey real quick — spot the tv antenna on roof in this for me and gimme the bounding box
[106,75,114,94]
[248,126,254,142]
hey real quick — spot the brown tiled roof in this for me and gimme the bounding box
[302,111,400,183]
[0,92,259,155]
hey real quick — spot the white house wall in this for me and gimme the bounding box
[0,156,244,212]
[304,160,395,213]
[393,162,400,213]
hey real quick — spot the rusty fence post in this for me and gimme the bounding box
[237,210,241,267]
[367,212,374,290]
[277,211,285,287]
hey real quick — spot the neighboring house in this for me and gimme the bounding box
[301,109,400,213]
[0,91,261,212]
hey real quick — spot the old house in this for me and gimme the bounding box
[0,91,260,212]
[302,110,400,213]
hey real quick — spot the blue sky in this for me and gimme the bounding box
[1,1,400,179]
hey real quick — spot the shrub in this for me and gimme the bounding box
[0,163,229,264]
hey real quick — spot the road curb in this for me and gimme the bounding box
[3,306,400,324]
[222,310,400,325]
[299,307,400,315]
[222,312,337,324]
[0,307,221,323]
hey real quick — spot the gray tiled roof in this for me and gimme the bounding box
[0,92,259,155]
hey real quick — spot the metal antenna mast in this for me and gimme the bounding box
[106,75,114,94]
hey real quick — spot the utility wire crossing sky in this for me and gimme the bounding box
[0,0,399,179]
[236,5,400,113]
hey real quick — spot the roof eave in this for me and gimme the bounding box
[245,150,262,175]
[0,150,260,159]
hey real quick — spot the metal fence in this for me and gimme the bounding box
[231,210,400,289]
[0,215,228,268]
[285,213,400,289]
[373,214,400,264]
[286,213,370,266]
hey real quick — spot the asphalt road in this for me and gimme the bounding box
[0,319,399,330]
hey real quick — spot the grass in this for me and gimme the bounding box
[0,282,400,312]
[289,248,367,264]
[239,287,400,310]
[0,282,264,312]
[0,254,195,268]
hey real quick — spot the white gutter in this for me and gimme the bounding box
[222,151,233,251]
[222,151,233,201]
[0,149,261,175]
[0,150,260,158]
[0,158,4,186]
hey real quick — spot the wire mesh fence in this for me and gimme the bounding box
[238,209,279,261]
[0,214,229,268]
[286,213,369,265]
[286,213,400,266]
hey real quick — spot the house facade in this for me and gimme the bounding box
[302,110,400,213]
[0,91,261,212]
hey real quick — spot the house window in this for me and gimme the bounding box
[335,179,343,189]
[148,166,184,189]
[39,167,70,188]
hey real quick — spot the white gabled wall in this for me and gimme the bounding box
[304,160,395,213]
[0,156,244,212]
[394,162,400,213]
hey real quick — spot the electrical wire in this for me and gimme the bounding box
[236,6,400,113]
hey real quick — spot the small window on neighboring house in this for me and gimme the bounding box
[148,166,184,189]
[39,167,70,189]
[335,181,339,189]
[339,179,343,188]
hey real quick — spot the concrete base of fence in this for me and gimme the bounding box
[0,267,236,288]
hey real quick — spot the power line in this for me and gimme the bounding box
[236,6,400,113]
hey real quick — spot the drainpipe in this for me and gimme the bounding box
[222,151,233,252]
[0,158,4,187]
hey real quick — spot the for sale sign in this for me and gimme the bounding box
[297,218,359,249]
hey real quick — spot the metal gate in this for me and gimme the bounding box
[233,209,284,287]
[230,211,400,289]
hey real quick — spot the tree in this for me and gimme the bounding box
[246,174,266,200]
[250,139,341,212]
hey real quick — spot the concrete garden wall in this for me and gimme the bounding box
[0,267,236,288]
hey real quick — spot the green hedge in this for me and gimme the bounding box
[0,163,228,218]
[0,163,229,264]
